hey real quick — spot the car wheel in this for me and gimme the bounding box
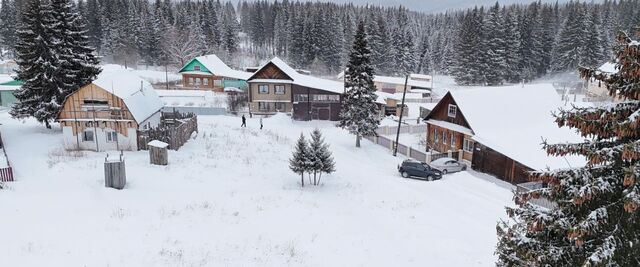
[442,169,448,174]
[402,172,410,178]
[427,175,434,181]
[462,165,467,171]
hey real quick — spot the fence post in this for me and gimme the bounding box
[408,147,412,157]
[390,140,394,151]
[447,150,452,158]
[375,135,379,144]
[426,152,431,163]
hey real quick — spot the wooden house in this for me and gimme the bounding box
[178,54,252,92]
[56,72,164,151]
[247,57,345,121]
[424,84,584,184]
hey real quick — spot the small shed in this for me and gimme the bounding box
[148,140,168,165]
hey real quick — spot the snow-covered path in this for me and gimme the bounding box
[0,112,512,266]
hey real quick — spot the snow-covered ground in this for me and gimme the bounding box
[0,111,512,266]
[101,64,182,84]
[156,90,228,108]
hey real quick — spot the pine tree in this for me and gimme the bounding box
[10,0,60,128]
[221,2,239,57]
[290,133,310,187]
[503,7,522,83]
[581,6,608,68]
[552,2,588,72]
[391,7,417,76]
[482,2,507,85]
[453,8,483,85]
[308,128,335,186]
[0,0,18,57]
[338,21,380,148]
[49,0,101,95]
[496,30,640,266]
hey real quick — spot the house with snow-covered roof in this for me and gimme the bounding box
[424,84,584,184]
[178,54,252,92]
[585,62,623,102]
[57,72,164,151]
[247,57,345,121]
[337,72,432,95]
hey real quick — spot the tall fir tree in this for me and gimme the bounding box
[496,30,640,266]
[49,0,101,96]
[309,128,335,186]
[482,2,507,85]
[0,0,18,57]
[552,2,588,72]
[503,7,522,83]
[338,21,380,148]
[10,0,60,128]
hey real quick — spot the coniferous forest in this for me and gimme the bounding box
[0,0,639,84]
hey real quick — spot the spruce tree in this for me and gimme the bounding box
[290,133,310,187]
[551,2,588,72]
[49,0,101,95]
[496,30,640,266]
[503,7,522,83]
[0,0,18,57]
[482,2,507,85]
[338,21,380,148]
[10,0,59,128]
[309,128,335,186]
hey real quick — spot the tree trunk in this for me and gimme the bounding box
[317,173,323,186]
[356,134,361,147]
[45,120,51,129]
[301,173,304,187]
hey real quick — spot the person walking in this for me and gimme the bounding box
[260,116,263,130]
[241,114,246,127]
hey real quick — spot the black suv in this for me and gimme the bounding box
[398,160,443,181]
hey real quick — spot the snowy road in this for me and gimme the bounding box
[0,112,512,266]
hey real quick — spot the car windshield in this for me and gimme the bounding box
[421,163,430,169]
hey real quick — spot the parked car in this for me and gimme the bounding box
[398,159,443,181]
[429,157,467,174]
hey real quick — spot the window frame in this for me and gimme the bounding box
[451,133,456,148]
[442,131,447,145]
[463,138,474,152]
[448,104,457,118]
[82,130,94,142]
[106,131,118,143]
[203,78,209,86]
[258,84,269,94]
[434,128,439,143]
[258,102,270,111]
[193,65,201,71]
[274,85,286,95]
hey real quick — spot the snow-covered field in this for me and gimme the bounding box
[0,111,512,266]
[157,90,228,108]
[101,64,182,84]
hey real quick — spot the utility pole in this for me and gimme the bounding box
[393,75,409,157]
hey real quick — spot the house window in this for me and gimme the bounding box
[258,85,269,94]
[275,102,286,111]
[106,131,118,142]
[195,78,201,85]
[442,131,447,145]
[275,85,285,95]
[448,104,457,118]
[82,130,94,142]
[214,80,223,87]
[451,134,456,148]
[188,77,194,85]
[194,65,201,71]
[258,102,270,111]
[203,78,209,86]
[82,99,109,111]
[434,129,439,143]
[294,94,308,102]
[463,139,474,152]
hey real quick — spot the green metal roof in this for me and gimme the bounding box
[0,80,22,86]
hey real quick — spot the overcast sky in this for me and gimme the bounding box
[320,0,580,13]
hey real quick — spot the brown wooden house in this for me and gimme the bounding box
[247,57,344,121]
[56,72,164,151]
[424,84,584,184]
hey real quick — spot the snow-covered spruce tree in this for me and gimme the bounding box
[338,21,380,148]
[49,0,101,96]
[496,31,640,266]
[482,2,507,86]
[0,0,18,58]
[309,128,335,186]
[10,0,60,129]
[290,133,311,187]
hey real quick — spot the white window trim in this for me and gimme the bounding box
[450,133,455,148]
[274,85,286,95]
[442,131,447,145]
[258,84,269,94]
[448,104,457,118]
[82,130,94,142]
[106,131,118,143]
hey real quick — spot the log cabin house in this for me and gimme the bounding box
[178,54,252,92]
[247,57,345,121]
[57,72,164,151]
[424,84,584,184]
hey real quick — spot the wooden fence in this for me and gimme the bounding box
[0,131,13,182]
[138,111,198,151]
[364,134,461,163]
[375,124,428,136]
[516,181,557,209]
